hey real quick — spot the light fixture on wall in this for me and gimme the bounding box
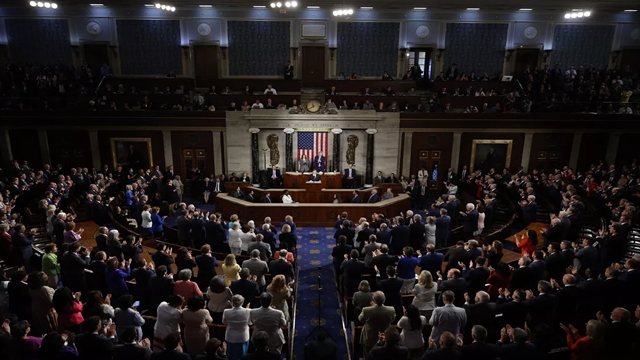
[270,1,297,8]
[564,10,591,19]
[333,8,354,17]
[155,3,176,11]
[30,1,58,8]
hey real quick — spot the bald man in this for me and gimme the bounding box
[602,307,637,360]
[552,274,584,326]
[463,291,497,343]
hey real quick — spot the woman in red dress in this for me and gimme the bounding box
[515,229,538,258]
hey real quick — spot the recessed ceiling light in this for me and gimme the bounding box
[519,8,532,11]
[89,3,104,6]
[467,7,480,11]
[145,4,155,7]
[199,4,212,7]
[253,5,266,8]
[307,5,319,8]
[624,9,637,12]
[571,9,582,11]
[413,7,426,10]
[360,6,373,9]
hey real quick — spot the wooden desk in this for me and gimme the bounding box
[214,193,412,226]
[505,222,549,250]
[283,172,342,189]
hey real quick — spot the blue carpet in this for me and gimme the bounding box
[293,227,347,360]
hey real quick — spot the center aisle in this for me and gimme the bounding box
[293,226,347,360]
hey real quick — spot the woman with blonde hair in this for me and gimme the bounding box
[411,270,437,318]
[228,223,243,255]
[63,221,84,244]
[45,206,57,237]
[425,216,436,246]
[222,254,241,285]
[352,280,373,321]
[266,274,294,322]
[228,214,239,229]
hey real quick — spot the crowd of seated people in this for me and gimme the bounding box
[0,159,305,360]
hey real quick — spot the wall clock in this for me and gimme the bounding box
[305,100,321,113]
[197,23,212,36]
[86,21,102,36]
[524,26,538,40]
[416,25,430,39]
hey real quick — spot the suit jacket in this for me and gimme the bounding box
[496,342,539,360]
[545,252,566,283]
[497,299,528,329]
[377,277,404,308]
[308,174,321,182]
[88,260,108,294]
[304,339,338,360]
[242,258,270,286]
[355,228,374,249]
[434,216,451,245]
[463,210,479,235]
[269,258,294,282]
[370,344,410,360]
[464,302,497,339]
[443,247,470,272]
[358,305,396,348]
[247,241,272,261]
[522,202,537,225]
[554,285,583,325]
[95,234,108,252]
[151,350,191,360]
[351,195,363,203]
[463,267,491,297]
[376,229,392,246]
[574,246,599,274]
[176,216,192,243]
[409,222,426,250]
[421,347,461,360]
[419,252,444,280]
[230,279,261,308]
[331,244,353,270]
[61,252,90,292]
[437,278,467,307]
[244,194,255,202]
[368,194,379,203]
[429,304,467,341]
[113,343,152,360]
[510,267,534,292]
[341,258,366,296]
[11,232,34,263]
[389,225,410,255]
[370,254,398,279]
[542,225,562,246]
[250,307,287,352]
[460,342,498,360]
[312,156,326,172]
[343,169,357,180]
[75,333,117,360]
[528,260,546,282]
[524,293,556,327]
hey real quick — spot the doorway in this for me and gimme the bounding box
[407,48,432,79]
[620,49,640,71]
[418,149,442,191]
[513,48,540,79]
[301,46,326,87]
[181,148,206,192]
[193,45,219,88]
[82,43,110,75]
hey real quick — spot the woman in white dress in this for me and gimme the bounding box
[298,154,311,172]
[239,225,256,255]
[475,205,485,236]
[153,295,184,351]
[281,190,293,204]
[424,216,436,246]
[411,270,437,319]
[228,223,243,255]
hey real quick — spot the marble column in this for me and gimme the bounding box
[284,128,294,172]
[212,131,223,176]
[249,128,260,185]
[365,129,377,185]
[521,133,534,172]
[0,129,13,167]
[401,132,412,177]
[37,130,51,166]
[606,133,621,167]
[569,133,582,170]
[88,130,101,169]
[450,132,462,171]
[162,130,173,168]
[332,128,343,172]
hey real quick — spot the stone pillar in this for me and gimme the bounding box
[365,129,377,185]
[284,128,295,172]
[331,128,343,173]
[249,128,260,185]
[212,130,223,176]
[569,133,582,170]
[450,132,462,171]
[521,133,534,172]
[36,129,51,166]
[0,129,13,167]
[88,130,101,169]
[162,130,173,169]
[401,132,412,177]
[606,133,621,167]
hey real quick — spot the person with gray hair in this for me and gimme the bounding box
[106,229,123,260]
[498,326,537,355]
[174,268,203,302]
[230,267,260,308]
[358,291,396,360]
[460,202,479,240]
[429,290,467,342]
[242,249,269,288]
[247,233,272,261]
[223,294,252,360]
[269,249,294,282]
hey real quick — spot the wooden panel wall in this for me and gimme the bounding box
[528,133,574,172]
[170,131,215,178]
[410,132,454,177]
[577,133,609,170]
[47,130,92,169]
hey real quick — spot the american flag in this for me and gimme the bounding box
[297,131,329,162]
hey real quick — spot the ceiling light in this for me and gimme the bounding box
[29,1,36,6]
[145,4,156,7]
[89,3,104,6]
[51,2,57,8]
[584,11,591,17]
[170,6,175,11]
[285,1,290,7]
[564,13,571,19]
[199,4,212,7]
[161,5,166,9]
[333,8,353,16]
[44,2,51,7]
[577,12,584,17]
[270,3,276,7]
[414,7,426,10]
[467,8,480,10]
[624,10,638,12]
[570,13,577,18]
[276,2,282,7]
[291,1,297,6]
[519,8,532,11]
[360,6,373,9]
[155,3,161,8]
[253,5,266,8]
[307,5,319,8]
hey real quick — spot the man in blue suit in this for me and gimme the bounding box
[419,244,444,280]
[351,191,363,203]
[150,333,190,360]
[12,224,35,271]
[435,208,451,248]
[262,192,273,203]
[313,151,326,172]
[368,189,379,203]
[308,170,321,182]
[343,163,356,188]
[460,203,479,240]
[521,195,537,226]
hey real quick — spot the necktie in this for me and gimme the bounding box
[421,186,425,195]
[216,184,219,191]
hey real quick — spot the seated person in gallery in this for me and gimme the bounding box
[314,151,327,173]
[351,191,362,203]
[299,154,311,173]
[269,165,282,188]
[381,188,395,200]
[244,190,256,202]
[232,187,245,199]
[325,99,337,110]
[240,172,251,183]
[343,163,356,189]
[282,190,294,204]
[308,170,321,182]
[264,84,277,95]
[368,189,379,203]
[262,192,273,203]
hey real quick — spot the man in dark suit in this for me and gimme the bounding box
[334,220,356,246]
[529,251,546,282]
[163,165,175,180]
[435,209,451,248]
[308,170,321,182]
[195,245,220,292]
[244,190,256,202]
[619,258,640,310]
[151,243,175,275]
[524,280,556,327]
[61,242,91,293]
[389,217,410,256]
[446,168,456,183]
[445,196,459,224]
[409,214,426,251]
[351,191,363,203]
[601,307,638,360]
[601,266,625,317]
[463,291,497,342]
[313,151,326,172]
[419,244,444,280]
[443,241,471,272]
[355,222,374,252]
[599,223,628,270]
[205,216,227,252]
[230,268,261,308]
[262,192,273,203]
[437,268,467,307]
[369,328,409,360]
[545,242,566,284]
[284,61,294,80]
[88,251,109,296]
[367,189,379,203]
[268,165,282,188]
[113,327,152,360]
[510,257,535,292]
[376,265,404,322]
[462,257,491,299]
[343,163,356,189]
[458,165,469,183]
[573,238,599,276]
[270,250,294,282]
[460,325,498,360]
[460,203,478,240]
[122,235,143,265]
[376,223,392,246]
[541,218,562,246]
[75,316,118,360]
[496,289,528,329]
[340,249,365,297]
[150,333,191,360]
[11,224,35,271]
[332,235,353,283]
[445,63,459,80]
[552,274,583,326]
[369,244,397,279]
[304,329,337,360]
[496,327,538,360]
[176,210,192,247]
[334,212,350,228]
[420,331,461,360]
[521,195,537,226]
